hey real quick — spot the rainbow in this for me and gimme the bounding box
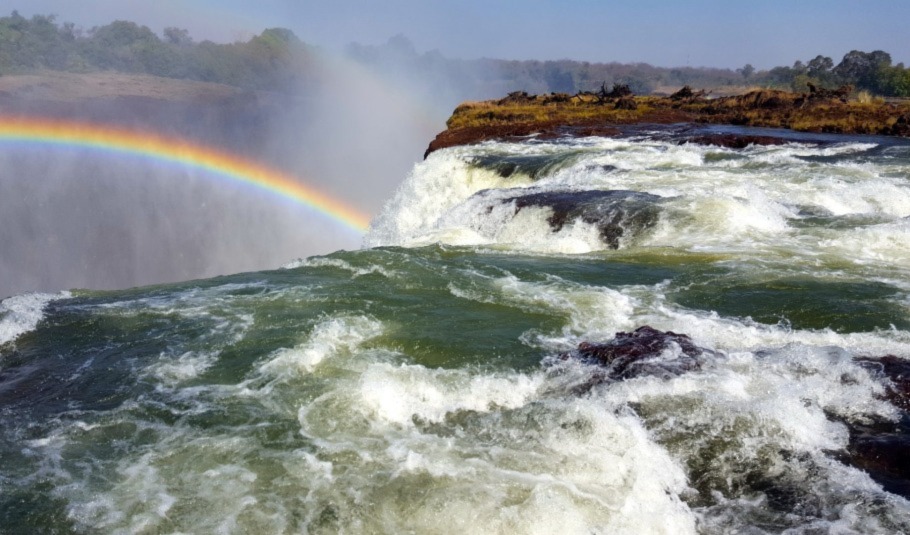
[0,116,372,233]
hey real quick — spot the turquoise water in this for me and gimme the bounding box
[3,130,910,533]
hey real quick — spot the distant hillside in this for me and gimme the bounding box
[0,70,248,102]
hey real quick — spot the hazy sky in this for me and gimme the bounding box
[5,0,909,69]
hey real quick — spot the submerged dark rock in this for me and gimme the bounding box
[836,355,910,498]
[502,189,663,248]
[560,326,711,382]
[856,355,910,411]
[470,154,573,180]
[838,416,910,498]
[682,133,790,149]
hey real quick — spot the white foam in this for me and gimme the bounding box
[358,362,544,426]
[148,351,218,385]
[366,149,531,247]
[296,361,697,534]
[282,256,400,278]
[450,273,638,348]
[67,453,177,532]
[257,315,383,379]
[644,193,792,253]
[62,433,292,534]
[94,282,267,316]
[487,206,608,253]
[799,175,910,217]
[820,218,910,265]
[32,294,910,533]
[363,139,904,258]
[589,338,910,531]
[0,291,70,345]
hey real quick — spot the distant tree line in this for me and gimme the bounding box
[2,11,909,98]
[0,11,311,90]
[747,50,910,97]
[344,36,745,99]
[348,37,910,98]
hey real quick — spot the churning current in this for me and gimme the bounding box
[3,127,910,533]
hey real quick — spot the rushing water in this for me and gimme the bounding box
[3,127,910,533]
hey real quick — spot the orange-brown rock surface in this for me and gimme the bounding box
[426,86,910,157]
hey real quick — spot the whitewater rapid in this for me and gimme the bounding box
[368,134,910,265]
[2,128,910,533]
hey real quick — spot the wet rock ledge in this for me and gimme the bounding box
[425,86,910,157]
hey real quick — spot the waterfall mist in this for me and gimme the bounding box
[0,47,470,298]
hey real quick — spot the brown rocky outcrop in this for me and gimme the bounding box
[497,91,534,105]
[722,89,800,110]
[669,85,707,101]
[614,96,638,110]
[602,83,633,99]
[426,87,910,157]
[890,114,910,136]
[806,82,853,102]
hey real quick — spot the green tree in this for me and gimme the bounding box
[877,63,910,97]
[806,55,833,78]
[833,50,892,91]
[163,27,192,46]
[81,20,162,71]
[763,65,795,88]
[0,12,73,71]
[737,63,755,80]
